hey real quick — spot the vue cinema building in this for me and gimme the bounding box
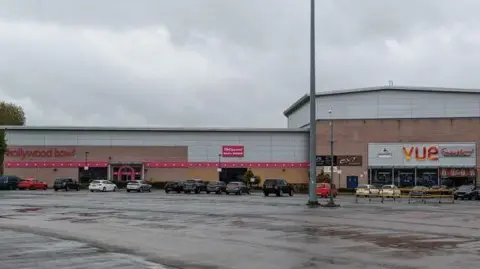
[4,85,480,188]
[284,86,480,188]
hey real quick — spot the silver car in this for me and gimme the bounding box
[225,181,250,195]
[126,180,152,193]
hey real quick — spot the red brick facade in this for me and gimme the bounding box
[315,118,480,187]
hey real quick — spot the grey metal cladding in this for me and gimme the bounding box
[286,87,480,128]
[5,130,309,162]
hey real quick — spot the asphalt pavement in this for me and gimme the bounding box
[1,190,480,269]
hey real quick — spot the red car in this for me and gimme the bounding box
[17,178,48,190]
[316,183,337,198]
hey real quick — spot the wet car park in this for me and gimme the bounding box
[1,190,480,269]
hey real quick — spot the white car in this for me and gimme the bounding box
[380,185,401,198]
[88,180,117,192]
[355,184,380,197]
[126,180,152,192]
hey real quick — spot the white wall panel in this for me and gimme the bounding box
[287,90,480,128]
[6,130,308,162]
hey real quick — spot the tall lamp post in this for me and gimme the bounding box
[325,108,338,207]
[217,154,222,181]
[307,0,319,206]
[84,152,89,171]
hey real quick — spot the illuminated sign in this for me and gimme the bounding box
[403,145,438,161]
[6,148,76,160]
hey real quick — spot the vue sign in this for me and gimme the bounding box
[403,145,438,161]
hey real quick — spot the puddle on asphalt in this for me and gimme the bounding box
[14,207,42,213]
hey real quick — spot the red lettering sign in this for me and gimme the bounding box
[222,145,244,157]
[5,148,76,160]
[440,148,474,157]
[403,145,438,161]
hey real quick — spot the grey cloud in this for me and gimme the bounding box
[1,0,480,127]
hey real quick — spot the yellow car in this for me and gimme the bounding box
[355,184,380,197]
[380,185,401,198]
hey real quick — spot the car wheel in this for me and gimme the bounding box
[289,189,293,196]
[264,192,269,196]
[90,190,94,192]
[148,188,151,192]
[276,189,283,197]
[195,189,200,194]
[206,191,210,194]
[137,188,142,193]
[113,187,117,192]
[226,191,230,195]
[54,188,58,192]
[176,190,181,193]
[76,187,79,191]
[127,189,131,193]
[216,190,221,194]
[102,187,106,192]
[185,191,190,194]
[65,186,69,191]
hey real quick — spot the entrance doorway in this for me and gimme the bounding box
[219,168,247,184]
[78,167,108,183]
[111,164,143,182]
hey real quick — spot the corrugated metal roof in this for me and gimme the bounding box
[283,85,480,117]
[0,125,308,133]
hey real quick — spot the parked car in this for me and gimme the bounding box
[88,180,117,192]
[165,181,184,193]
[53,178,80,191]
[380,185,401,198]
[262,178,294,197]
[454,185,479,200]
[409,186,429,197]
[355,184,379,197]
[206,181,226,194]
[17,178,48,190]
[225,181,250,195]
[126,180,152,192]
[315,182,337,198]
[183,179,207,194]
[0,175,21,190]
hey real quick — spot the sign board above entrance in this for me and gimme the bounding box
[368,143,476,167]
[221,145,244,157]
[6,148,76,160]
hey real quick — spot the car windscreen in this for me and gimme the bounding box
[91,180,101,184]
[228,183,239,186]
[54,179,64,183]
[127,181,139,184]
[208,182,220,185]
[264,179,277,185]
[357,185,369,189]
[185,180,196,183]
[458,185,473,191]
[316,183,326,188]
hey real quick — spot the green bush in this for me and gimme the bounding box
[338,188,355,193]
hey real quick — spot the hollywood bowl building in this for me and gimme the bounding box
[4,86,480,187]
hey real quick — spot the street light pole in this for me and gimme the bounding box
[326,108,338,207]
[84,152,89,170]
[218,154,222,181]
[307,0,319,206]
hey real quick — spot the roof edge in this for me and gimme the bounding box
[283,85,480,117]
[0,126,309,133]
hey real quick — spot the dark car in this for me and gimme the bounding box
[206,181,226,194]
[165,181,184,193]
[262,178,294,197]
[53,178,80,191]
[183,179,207,194]
[225,181,250,195]
[0,175,21,190]
[454,185,479,200]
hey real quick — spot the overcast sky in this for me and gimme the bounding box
[0,0,478,127]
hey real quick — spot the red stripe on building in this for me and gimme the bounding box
[4,161,309,168]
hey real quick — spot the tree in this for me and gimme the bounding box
[316,169,330,183]
[0,101,26,173]
[243,169,255,186]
